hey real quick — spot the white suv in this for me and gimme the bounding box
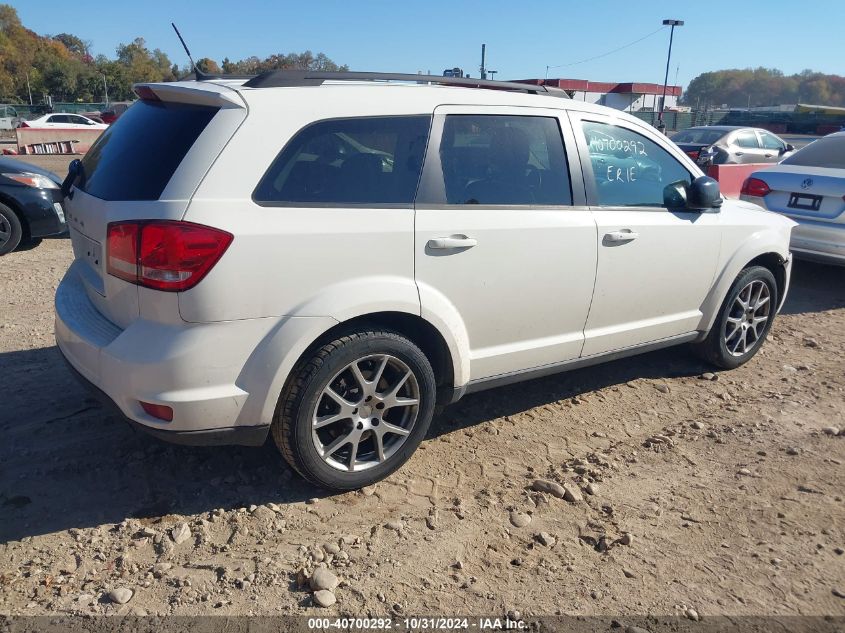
[55,72,795,490]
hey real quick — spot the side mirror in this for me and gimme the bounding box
[61,159,82,199]
[663,177,722,212]
[784,143,795,153]
[686,176,722,212]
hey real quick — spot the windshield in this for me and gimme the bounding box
[79,100,218,201]
[781,135,845,169]
[671,129,726,145]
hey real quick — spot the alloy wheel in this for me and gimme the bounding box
[724,279,771,357]
[311,354,420,472]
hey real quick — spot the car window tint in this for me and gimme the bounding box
[781,135,845,169]
[48,115,65,124]
[439,115,571,205]
[80,101,218,201]
[735,131,759,149]
[581,121,692,207]
[254,116,431,205]
[759,132,784,150]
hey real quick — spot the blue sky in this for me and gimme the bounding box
[12,0,845,88]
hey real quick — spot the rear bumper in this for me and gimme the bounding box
[54,261,282,442]
[62,355,269,446]
[790,221,845,265]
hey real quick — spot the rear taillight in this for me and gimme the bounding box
[106,221,232,292]
[741,177,771,197]
[685,150,700,159]
[19,121,29,128]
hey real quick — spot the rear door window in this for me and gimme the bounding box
[78,100,218,201]
[734,131,760,149]
[438,115,571,205]
[254,116,431,206]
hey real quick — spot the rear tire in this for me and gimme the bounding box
[0,203,23,255]
[693,265,778,369]
[272,329,436,491]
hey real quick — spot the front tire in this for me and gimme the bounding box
[0,203,23,255]
[272,329,436,491]
[693,265,778,369]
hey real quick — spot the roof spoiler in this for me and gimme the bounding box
[132,82,247,108]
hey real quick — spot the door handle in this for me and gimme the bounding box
[764,153,773,158]
[427,235,478,250]
[734,152,744,156]
[604,230,639,243]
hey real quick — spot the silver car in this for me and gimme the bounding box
[672,126,795,170]
[740,132,845,265]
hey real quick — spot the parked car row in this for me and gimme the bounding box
[740,131,845,265]
[668,124,844,265]
[19,113,108,130]
[671,126,795,170]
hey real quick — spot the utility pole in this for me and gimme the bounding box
[102,74,109,106]
[658,19,683,133]
[25,71,33,105]
[480,44,487,80]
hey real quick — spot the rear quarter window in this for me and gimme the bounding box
[79,101,218,201]
[253,116,431,206]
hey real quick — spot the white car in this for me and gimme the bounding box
[741,131,845,265]
[20,113,108,130]
[55,72,795,490]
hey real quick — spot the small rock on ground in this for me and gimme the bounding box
[509,511,531,528]
[310,568,339,592]
[108,587,133,604]
[171,522,191,545]
[563,484,583,503]
[313,590,337,607]
[531,479,566,498]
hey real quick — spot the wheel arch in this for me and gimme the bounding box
[0,193,30,241]
[242,308,467,428]
[304,311,457,406]
[698,242,790,335]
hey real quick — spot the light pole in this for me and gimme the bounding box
[658,19,683,133]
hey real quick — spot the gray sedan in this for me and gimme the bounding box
[672,126,795,169]
[740,132,845,265]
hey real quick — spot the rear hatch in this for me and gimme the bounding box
[64,81,247,328]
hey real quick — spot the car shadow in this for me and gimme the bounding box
[779,259,845,315]
[0,347,319,543]
[0,340,712,543]
[0,259,837,542]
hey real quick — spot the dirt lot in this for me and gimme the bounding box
[0,156,844,623]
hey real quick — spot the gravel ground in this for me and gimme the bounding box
[0,158,843,621]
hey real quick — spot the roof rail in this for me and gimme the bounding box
[238,70,569,97]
